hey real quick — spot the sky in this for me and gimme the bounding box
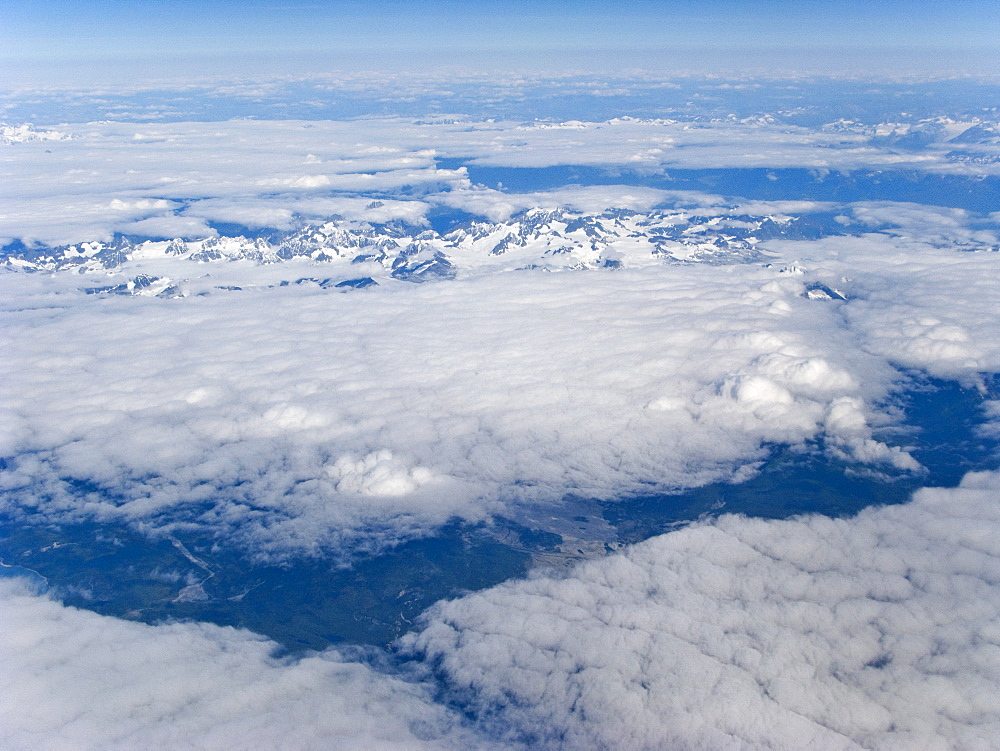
[2,0,999,81]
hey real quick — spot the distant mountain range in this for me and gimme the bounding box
[3,207,859,297]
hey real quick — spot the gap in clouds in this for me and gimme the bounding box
[405,470,1000,749]
[603,375,1000,545]
[3,373,995,653]
[456,164,1000,214]
[1,516,532,653]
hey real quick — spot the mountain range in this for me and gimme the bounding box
[3,206,857,297]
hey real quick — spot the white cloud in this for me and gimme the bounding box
[4,168,999,560]
[1,264,905,558]
[0,579,484,751]
[0,123,73,144]
[4,473,998,750]
[406,471,1000,749]
[850,202,999,248]
[2,96,999,751]
[181,195,432,231]
[124,214,217,239]
[764,231,1000,382]
[448,117,972,173]
[4,117,996,247]
[0,120,465,246]
[0,195,185,246]
[434,184,700,222]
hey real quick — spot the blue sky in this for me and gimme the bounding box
[2,0,998,77]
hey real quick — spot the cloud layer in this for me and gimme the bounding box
[3,261,922,557]
[5,116,998,247]
[6,472,998,750]
[3,80,1000,751]
[0,579,482,751]
[768,229,1000,382]
[407,471,1000,749]
[5,189,1000,558]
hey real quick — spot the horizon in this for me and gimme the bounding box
[3,0,1000,86]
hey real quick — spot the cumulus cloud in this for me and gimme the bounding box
[2,87,999,751]
[183,195,432,231]
[0,579,484,751]
[850,202,999,249]
[764,230,1000,381]
[406,471,1000,750]
[4,474,998,750]
[0,194,186,246]
[4,154,999,559]
[1,264,905,557]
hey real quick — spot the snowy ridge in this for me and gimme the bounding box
[0,123,74,145]
[1,206,839,294]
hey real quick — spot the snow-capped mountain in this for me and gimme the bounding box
[2,207,850,295]
[0,123,74,145]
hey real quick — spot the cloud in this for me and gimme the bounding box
[181,195,432,231]
[4,116,997,247]
[124,214,217,239]
[0,123,73,144]
[447,117,977,173]
[405,470,1000,749]
[3,111,999,563]
[433,184,700,222]
[0,579,484,750]
[0,195,185,246]
[4,169,999,560]
[2,81,999,751]
[1,263,906,558]
[0,120,464,246]
[850,202,999,248]
[763,230,1000,382]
